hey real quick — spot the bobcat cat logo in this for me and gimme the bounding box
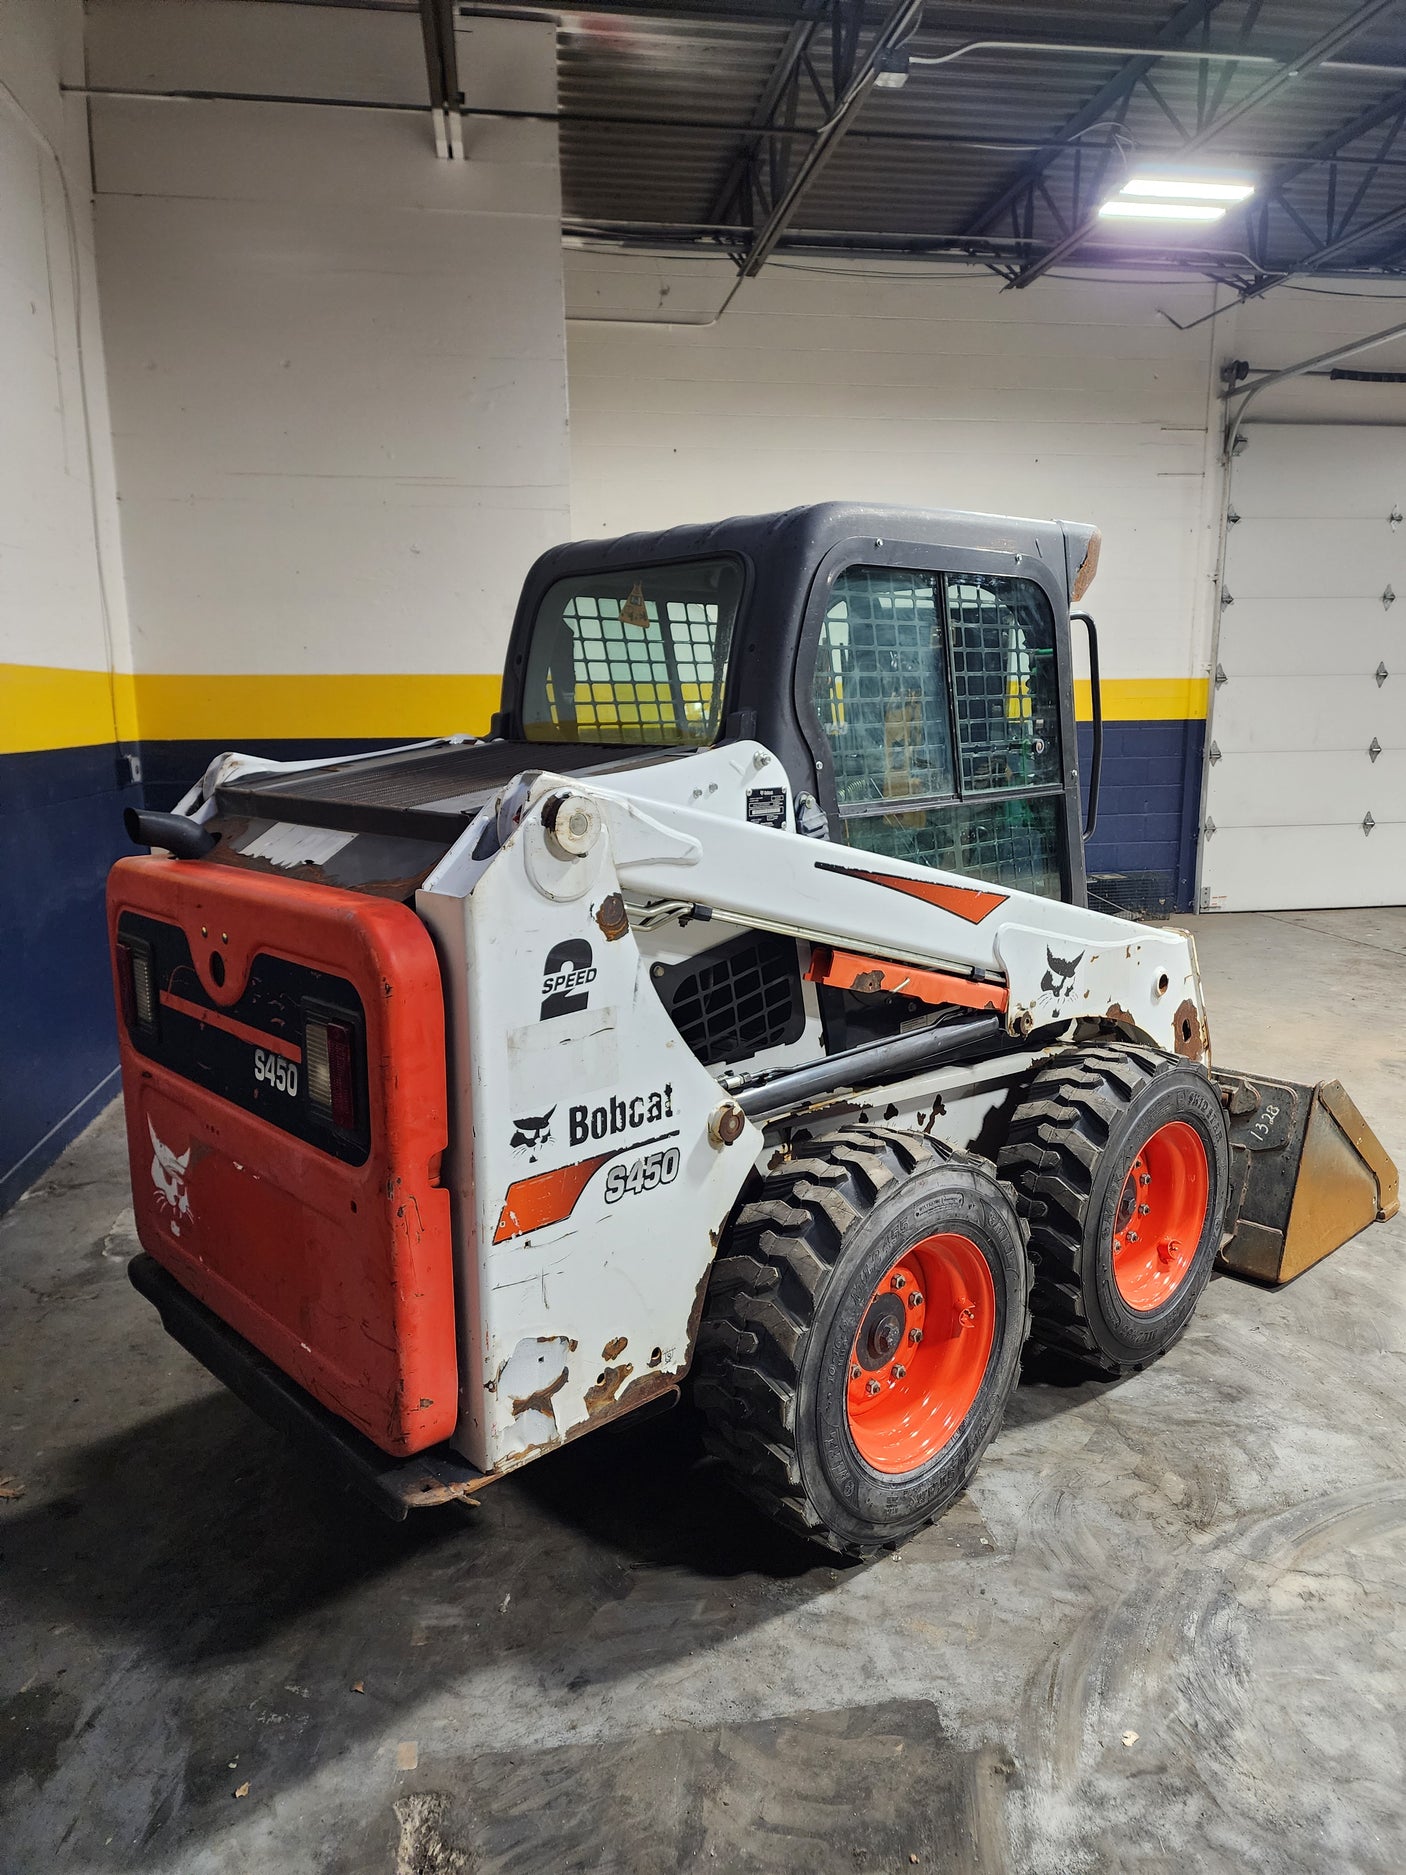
[148,1119,192,1235]
[510,1109,555,1162]
[1040,947,1084,1005]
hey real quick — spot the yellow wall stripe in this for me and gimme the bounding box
[1,664,123,756]
[128,673,502,744]
[0,668,501,755]
[2,665,1210,757]
[1076,676,1210,723]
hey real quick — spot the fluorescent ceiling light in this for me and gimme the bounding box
[1098,199,1227,222]
[1120,177,1256,202]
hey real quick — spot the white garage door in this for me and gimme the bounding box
[1201,424,1406,911]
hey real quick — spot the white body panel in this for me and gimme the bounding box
[418,741,1208,1475]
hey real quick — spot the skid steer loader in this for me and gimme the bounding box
[109,503,1397,1556]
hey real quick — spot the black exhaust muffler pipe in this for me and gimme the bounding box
[124,807,219,860]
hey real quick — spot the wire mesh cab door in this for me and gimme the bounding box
[794,536,1086,908]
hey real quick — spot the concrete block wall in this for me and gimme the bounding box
[86,0,571,798]
[1,0,572,1205]
[0,0,136,1210]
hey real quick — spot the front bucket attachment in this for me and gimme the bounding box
[1214,1070,1399,1286]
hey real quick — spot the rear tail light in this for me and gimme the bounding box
[117,938,158,1035]
[305,1014,356,1131]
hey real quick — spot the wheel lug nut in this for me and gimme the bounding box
[908,1291,923,1307]
[866,1379,881,1396]
[892,1364,906,1380]
[851,1364,861,1380]
[1126,1231,1139,1244]
[909,1327,923,1344]
[1139,1173,1152,1186]
[891,1273,906,1290]
[1138,1203,1151,1215]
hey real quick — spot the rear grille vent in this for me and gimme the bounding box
[652,931,805,1068]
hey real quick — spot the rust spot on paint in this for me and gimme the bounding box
[564,1371,679,1444]
[1172,996,1208,1063]
[511,1370,569,1419]
[602,1335,627,1360]
[595,892,629,941]
[584,1362,635,1413]
[1104,1003,1137,1032]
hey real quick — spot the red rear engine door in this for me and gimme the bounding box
[108,856,456,1457]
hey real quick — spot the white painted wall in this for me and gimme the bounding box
[565,254,1406,693]
[86,0,570,688]
[0,0,127,689]
[565,252,1228,691]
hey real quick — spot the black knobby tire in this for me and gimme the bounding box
[997,1044,1230,1379]
[692,1126,1030,1558]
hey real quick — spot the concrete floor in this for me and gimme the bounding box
[2,908,1404,1875]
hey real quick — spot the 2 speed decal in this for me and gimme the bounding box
[541,938,596,1021]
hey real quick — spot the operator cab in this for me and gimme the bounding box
[502,501,1100,908]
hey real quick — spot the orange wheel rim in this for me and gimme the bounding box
[845,1234,995,1475]
[1110,1120,1208,1312]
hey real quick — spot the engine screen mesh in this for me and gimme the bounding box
[654,932,805,1068]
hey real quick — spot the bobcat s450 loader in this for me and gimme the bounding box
[109,504,1398,1556]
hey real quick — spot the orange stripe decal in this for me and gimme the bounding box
[158,989,303,1062]
[494,1129,682,1244]
[494,1151,616,1244]
[816,861,1007,924]
[806,945,1008,1013]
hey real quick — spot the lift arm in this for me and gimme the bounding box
[507,746,1210,1064]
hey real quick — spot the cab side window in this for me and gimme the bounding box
[811,567,954,809]
[811,564,1066,898]
[947,576,1062,794]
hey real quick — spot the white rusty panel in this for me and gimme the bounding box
[1200,822,1406,913]
[994,924,1205,1061]
[419,803,761,1475]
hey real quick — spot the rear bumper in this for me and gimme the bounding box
[129,1254,485,1520]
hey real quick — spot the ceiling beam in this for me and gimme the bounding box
[701,0,828,231]
[419,0,460,153]
[1006,0,1405,288]
[960,0,1232,241]
[720,0,925,296]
